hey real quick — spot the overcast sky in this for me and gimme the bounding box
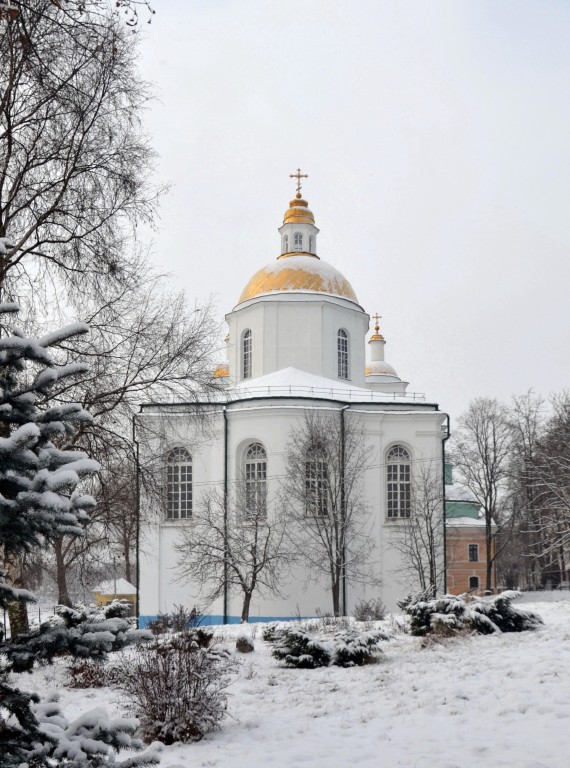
[136,0,570,423]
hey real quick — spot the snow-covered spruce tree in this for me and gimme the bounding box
[0,300,159,766]
[399,591,543,637]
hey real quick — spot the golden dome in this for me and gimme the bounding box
[238,254,359,304]
[283,194,315,225]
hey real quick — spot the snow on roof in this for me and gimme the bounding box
[445,482,478,502]
[229,367,424,404]
[93,578,136,595]
[445,516,487,528]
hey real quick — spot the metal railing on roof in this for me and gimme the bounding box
[226,384,426,402]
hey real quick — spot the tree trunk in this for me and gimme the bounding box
[54,537,72,607]
[124,545,132,585]
[4,549,30,638]
[332,578,341,617]
[241,591,252,623]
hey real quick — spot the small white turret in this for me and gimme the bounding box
[365,314,408,393]
[277,169,319,256]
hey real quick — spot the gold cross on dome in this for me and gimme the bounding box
[289,167,308,196]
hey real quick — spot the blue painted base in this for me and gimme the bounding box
[138,614,316,629]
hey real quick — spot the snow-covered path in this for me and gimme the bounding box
[27,597,570,768]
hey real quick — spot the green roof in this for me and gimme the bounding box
[445,500,481,519]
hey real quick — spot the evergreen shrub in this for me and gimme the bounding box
[399,591,543,637]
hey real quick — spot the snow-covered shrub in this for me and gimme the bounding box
[262,622,283,643]
[353,597,386,622]
[332,628,387,667]
[270,624,390,669]
[29,696,160,767]
[147,605,203,636]
[400,591,543,637]
[4,600,151,673]
[118,631,235,744]
[272,628,332,668]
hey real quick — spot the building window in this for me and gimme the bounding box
[244,442,267,518]
[166,448,192,520]
[309,235,313,252]
[293,232,303,251]
[386,445,411,519]
[469,576,479,591]
[242,329,252,379]
[283,234,288,252]
[468,544,479,562]
[305,450,328,517]
[337,329,349,379]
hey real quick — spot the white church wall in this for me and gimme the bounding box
[138,402,446,623]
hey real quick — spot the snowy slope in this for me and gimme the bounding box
[24,595,570,768]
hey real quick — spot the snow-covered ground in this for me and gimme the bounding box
[24,594,570,768]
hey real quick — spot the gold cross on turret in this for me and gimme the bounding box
[289,167,308,196]
[372,313,382,331]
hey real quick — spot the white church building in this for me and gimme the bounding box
[138,178,448,625]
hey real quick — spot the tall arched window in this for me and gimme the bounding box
[242,329,252,379]
[305,447,328,517]
[309,235,313,253]
[244,442,267,518]
[166,448,192,520]
[293,232,303,251]
[283,234,289,252]
[337,329,349,379]
[386,445,411,519]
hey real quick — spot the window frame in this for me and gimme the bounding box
[243,442,267,519]
[242,329,252,380]
[386,445,411,519]
[293,232,303,251]
[166,447,192,521]
[468,544,479,563]
[305,450,328,518]
[469,575,480,591]
[337,328,349,380]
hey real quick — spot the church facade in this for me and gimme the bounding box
[138,180,449,624]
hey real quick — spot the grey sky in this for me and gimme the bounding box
[137,0,570,421]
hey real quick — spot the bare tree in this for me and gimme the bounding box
[0,0,162,307]
[282,410,376,617]
[44,281,217,604]
[450,397,513,591]
[175,485,292,623]
[525,393,570,585]
[498,391,547,589]
[391,460,445,598]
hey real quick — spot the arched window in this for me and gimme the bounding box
[242,329,252,379]
[386,445,411,519]
[337,329,349,379]
[293,232,303,251]
[166,448,192,520]
[244,442,267,518]
[469,576,479,591]
[283,234,289,252]
[305,447,328,517]
[309,235,313,253]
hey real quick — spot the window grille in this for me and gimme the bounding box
[468,544,479,562]
[293,232,303,250]
[337,329,349,379]
[386,445,411,518]
[166,448,192,520]
[305,453,328,517]
[244,443,267,518]
[242,329,252,379]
